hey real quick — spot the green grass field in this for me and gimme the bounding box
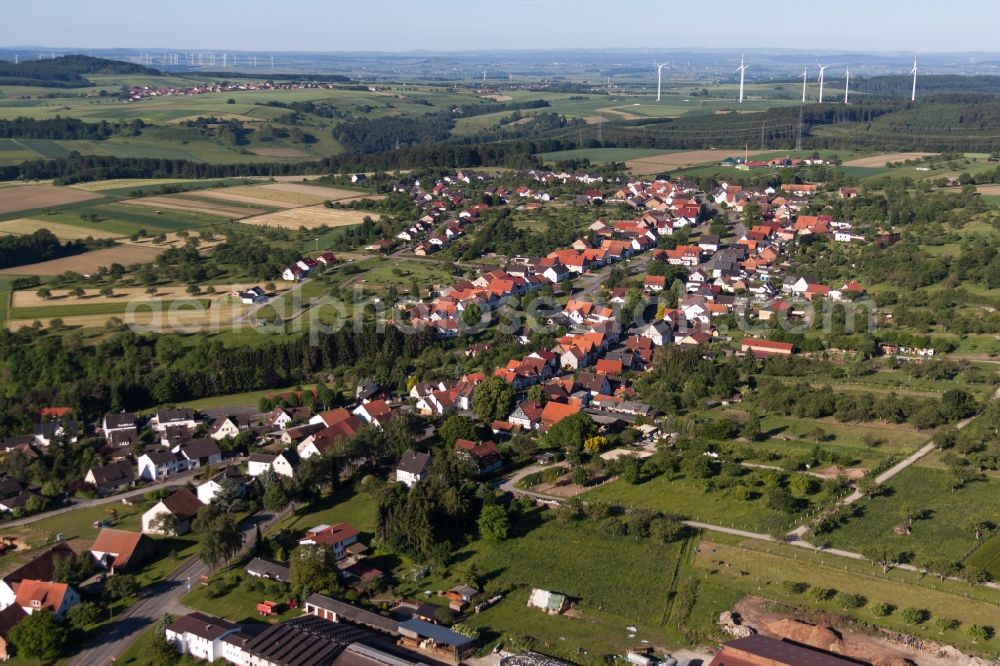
[749,414,928,468]
[585,471,820,535]
[536,147,670,163]
[822,466,1000,570]
[9,298,210,320]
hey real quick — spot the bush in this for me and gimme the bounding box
[837,592,866,610]
[900,607,930,625]
[783,581,810,594]
[869,601,893,617]
[812,587,836,601]
[966,624,994,643]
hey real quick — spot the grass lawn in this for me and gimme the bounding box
[694,535,1000,656]
[585,472,813,535]
[269,486,377,537]
[965,535,1000,579]
[749,414,928,468]
[171,383,317,411]
[822,466,1000,569]
[453,515,721,663]
[182,573,299,625]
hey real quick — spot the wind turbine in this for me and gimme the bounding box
[735,55,749,103]
[801,66,808,103]
[654,62,668,102]
[482,70,487,85]
[817,63,829,103]
[910,58,918,101]
[843,66,851,103]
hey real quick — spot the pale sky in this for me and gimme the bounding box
[2,0,998,53]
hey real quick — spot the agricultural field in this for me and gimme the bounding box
[126,194,270,219]
[240,204,375,230]
[195,182,373,208]
[0,244,164,276]
[5,300,249,332]
[68,178,198,192]
[625,149,772,175]
[841,152,937,168]
[0,217,120,240]
[11,281,289,308]
[536,147,669,164]
[0,184,102,215]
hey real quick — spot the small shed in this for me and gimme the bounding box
[527,588,570,615]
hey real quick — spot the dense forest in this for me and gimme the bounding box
[0,323,439,437]
[0,117,144,140]
[0,55,158,87]
[0,229,100,269]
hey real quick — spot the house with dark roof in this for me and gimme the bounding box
[152,409,197,433]
[84,461,135,495]
[137,450,187,481]
[166,611,241,663]
[708,634,870,666]
[89,528,155,574]
[33,418,79,447]
[175,438,223,467]
[245,557,290,583]
[395,450,431,488]
[102,412,138,441]
[0,604,26,660]
[141,489,203,535]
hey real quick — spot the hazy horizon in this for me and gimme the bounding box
[3,0,999,54]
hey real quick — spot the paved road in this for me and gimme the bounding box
[69,507,289,666]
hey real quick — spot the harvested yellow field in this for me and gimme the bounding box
[12,281,294,308]
[197,183,380,208]
[6,303,251,332]
[69,179,194,192]
[123,196,263,219]
[0,245,164,276]
[626,149,771,174]
[240,205,374,230]
[0,218,121,240]
[842,152,936,168]
[0,185,102,215]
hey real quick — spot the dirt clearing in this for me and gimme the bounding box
[0,218,121,240]
[0,245,164,276]
[842,152,936,168]
[123,196,264,219]
[0,185,102,215]
[626,149,770,174]
[240,205,375,230]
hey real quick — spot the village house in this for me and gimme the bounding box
[298,523,360,560]
[741,338,794,357]
[209,415,247,441]
[455,439,503,475]
[141,489,203,535]
[14,580,79,618]
[137,450,187,481]
[395,450,431,488]
[508,400,544,430]
[84,461,135,495]
[165,612,241,663]
[89,528,155,574]
[151,409,197,434]
[174,438,223,468]
[102,412,138,445]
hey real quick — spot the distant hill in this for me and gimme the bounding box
[0,55,160,87]
[853,75,1000,98]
